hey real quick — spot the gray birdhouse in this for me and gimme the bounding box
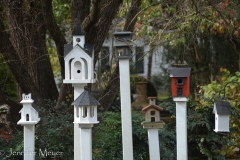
[213,101,231,133]
[17,94,40,125]
[141,97,165,129]
[72,87,100,125]
[63,13,96,84]
[113,32,132,59]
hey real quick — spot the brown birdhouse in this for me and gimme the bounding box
[170,67,191,97]
[141,97,165,129]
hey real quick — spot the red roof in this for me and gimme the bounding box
[142,104,163,112]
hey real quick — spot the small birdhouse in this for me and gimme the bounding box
[170,67,191,97]
[113,32,132,59]
[72,87,100,125]
[141,97,165,129]
[213,101,231,133]
[17,94,40,125]
[63,13,96,84]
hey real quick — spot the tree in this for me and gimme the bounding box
[0,0,142,128]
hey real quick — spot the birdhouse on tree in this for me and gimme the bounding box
[170,67,191,97]
[17,93,40,125]
[63,13,95,84]
[213,101,231,133]
[141,97,165,129]
[71,87,100,125]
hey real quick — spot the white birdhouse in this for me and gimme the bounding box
[17,93,40,125]
[141,97,165,129]
[72,87,100,125]
[63,13,96,84]
[213,101,231,133]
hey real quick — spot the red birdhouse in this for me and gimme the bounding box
[170,67,191,97]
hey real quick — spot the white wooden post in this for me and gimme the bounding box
[173,97,188,160]
[119,59,134,160]
[79,125,93,160]
[23,125,35,160]
[73,84,86,160]
[148,129,160,160]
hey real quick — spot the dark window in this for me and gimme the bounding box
[135,47,144,73]
[151,117,155,122]
[150,111,155,115]
[177,88,183,96]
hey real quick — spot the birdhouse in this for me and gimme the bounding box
[141,97,165,129]
[213,101,231,133]
[113,32,132,59]
[169,67,191,97]
[17,94,40,125]
[71,87,100,125]
[63,13,96,84]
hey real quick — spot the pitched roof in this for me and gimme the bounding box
[213,101,231,115]
[64,44,94,58]
[142,104,163,112]
[170,67,191,77]
[72,87,100,106]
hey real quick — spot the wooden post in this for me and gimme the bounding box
[23,125,35,160]
[73,84,86,160]
[173,97,188,160]
[79,125,93,160]
[148,129,161,160]
[119,59,134,160]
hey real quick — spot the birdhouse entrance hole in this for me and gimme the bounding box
[77,70,81,73]
[82,107,87,118]
[175,78,184,85]
[26,114,29,121]
[90,107,94,118]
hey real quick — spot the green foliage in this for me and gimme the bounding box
[200,69,240,158]
[0,55,17,100]
[0,100,74,160]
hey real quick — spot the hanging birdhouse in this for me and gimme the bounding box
[72,87,100,125]
[113,32,132,59]
[141,97,165,129]
[213,101,231,133]
[17,93,40,125]
[170,67,191,97]
[63,13,96,84]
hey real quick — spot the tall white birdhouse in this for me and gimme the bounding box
[63,13,96,84]
[141,97,165,129]
[213,101,231,133]
[72,87,100,125]
[17,93,40,125]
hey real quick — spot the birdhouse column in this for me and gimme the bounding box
[173,97,188,160]
[71,87,100,160]
[17,93,40,160]
[73,84,86,160]
[141,97,165,160]
[63,12,96,160]
[114,32,134,160]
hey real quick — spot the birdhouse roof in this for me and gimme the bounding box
[64,44,94,58]
[72,87,100,106]
[170,67,191,77]
[32,103,40,112]
[142,104,163,112]
[213,101,231,115]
